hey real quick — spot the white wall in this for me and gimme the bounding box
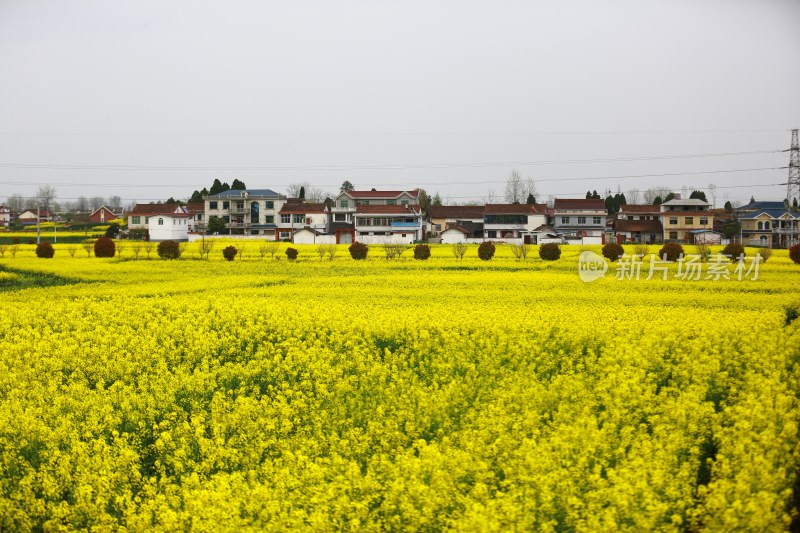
[358,234,416,245]
[292,232,336,245]
[148,216,190,241]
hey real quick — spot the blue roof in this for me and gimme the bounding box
[738,200,797,220]
[211,189,283,198]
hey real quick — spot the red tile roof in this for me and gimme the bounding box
[279,202,326,214]
[427,205,484,219]
[484,203,542,214]
[129,203,190,216]
[355,204,420,214]
[348,190,419,199]
[615,219,663,233]
[619,204,661,213]
[554,198,606,210]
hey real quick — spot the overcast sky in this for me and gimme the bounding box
[1,0,798,207]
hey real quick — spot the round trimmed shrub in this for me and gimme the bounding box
[478,241,495,261]
[658,242,684,262]
[286,247,299,261]
[93,237,116,258]
[222,245,238,261]
[349,241,368,260]
[35,242,54,258]
[721,243,745,262]
[539,243,561,261]
[158,240,181,259]
[789,243,800,264]
[414,244,431,261]
[602,243,625,262]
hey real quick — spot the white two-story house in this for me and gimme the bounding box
[330,190,420,244]
[553,199,607,240]
[276,200,328,241]
[483,204,549,243]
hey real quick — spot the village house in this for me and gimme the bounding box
[128,203,204,234]
[613,204,664,244]
[353,204,423,244]
[553,199,607,241]
[16,209,54,226]
[89,205,123,224]
[0,205,11,227]
[204,189,286,236]
[427,205,485,236]
[330,190,420,244]
[276,200,327,241]
[483,204,548,243]
[659,196,713,243]
[737,200,800,248]
[148,212,193,241]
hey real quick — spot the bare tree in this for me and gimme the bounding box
[131,241,143,258]
[511,243,530,261]
[200,240,214,260]
[82,241,93,257]
[6,194,26,213]
[9,244,19,258]
[143,241,155,258]
[504,169,524,203]
[0,243,7,257]
[89,197,105,211]
[316,243,328,261]
[286,182,327,202]
[76,196,89,212]
[707,183,717,209]
[483,188,499,204]
[264,241,281,259]
[451,242,468,261]
[178,242,188,258]
[35,185,57,212]
[643,187,672,204]
[325,243,338,261]
[116,241,126,258]
[108,196,122,210]
[627,188,642,204]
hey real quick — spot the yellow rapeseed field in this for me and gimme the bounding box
[0,242,798,531]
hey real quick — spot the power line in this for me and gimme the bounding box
[0,149,782,172]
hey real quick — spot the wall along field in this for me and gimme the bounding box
[0,243,798,531]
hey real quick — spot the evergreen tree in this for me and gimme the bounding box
[793,198,798,210]
[340,180,354,192]
[724,200,733,213]
[586,191,592,199]
[221,182,231,192]
[299,186,306,200]
[231,179,247,190]
[689,190,708,202]
[432,193,443,206]
[209,179,224,195]
[653,195,663,205]
[189,190,203,203]
[664,192,676,203]
[592,190,600,199]
[526,193,536,204]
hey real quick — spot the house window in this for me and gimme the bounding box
[280,214,291,224]
[131,216,140,225]
[279,231,291,239]
[387,200,396,205]
[293,214,304,224]
[158,218,164,225]
[223,201,230,210]
[223,216,230,223]
[487,230,497,238]
[764,221,770,230]
[700,217,708,226]
[196,214,203,221]
[236,202,244,209]
[401,200,409,206]
[561,217,569,224]
[209,201,218,210]
[685,217,693,225]
[577,217,586,224]
[593,217,601,225]
[334,213,347,222]
[340,199,349,208]
[434,224,442,232]
[265,201,274,209]
[669,231,678,240]
[669,217,677,225]
[265,215,274,224]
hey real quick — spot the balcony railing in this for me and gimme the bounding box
[390,221,419,228]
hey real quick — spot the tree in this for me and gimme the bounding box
[504,169,537,204]
[207,215,226,234]
[340,180,354,192]
[415,188,429,212]
[94,237,116,258]
[653,195,663,205]
[689,190,708,202]
[643,187,671,204]
[287,182,326,202]
[299,186,306,200]
[591,190,600,199]
[627,188,642,204]
[432,193,443,207]
[210,179,225,195]
[90,196,104,210]
[526,193,536,205]
[663,192,676,203]
[189,190,203,203]
[35,185,57,213]
[724,201,733,213]
[6,193,26,213]
[230,179,247,190]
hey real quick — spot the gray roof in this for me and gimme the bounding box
[210,189,284,199]
[661,198,709,207]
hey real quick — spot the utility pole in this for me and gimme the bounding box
[36,203,41,245]
[788,128,800,208]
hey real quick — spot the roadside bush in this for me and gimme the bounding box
[93,237,116,258]
[349,241,368,260]
[602,243,625,262]
[478,241,495,261]
[721,243,745,262]
[789,243,800,264]
[413,244,431,261]
[659,242,684,262]
[222,245,238,262]
[158,240,181,260]
[286,247,299,261]
[35,242,54,258]
[539,243,561,261]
